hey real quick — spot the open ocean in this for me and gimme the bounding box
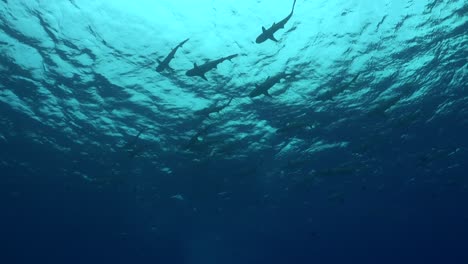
[1,0,467,263]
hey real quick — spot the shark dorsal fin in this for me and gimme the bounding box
[262,26,266,32]
[194,63,198,68]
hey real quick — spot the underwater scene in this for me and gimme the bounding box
[1,0,467,263]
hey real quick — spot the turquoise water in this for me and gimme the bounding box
[1,0,467,263]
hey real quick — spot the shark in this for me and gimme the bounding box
[122,127,148,158]
[249,72,290,98]
[256,0,297,43]
[156,38,189,72]
[316,72,361,101]
[368,94,405,117]
[276,121,314,134]
[194,97,234,117]
[123,127,146,149]
[183,125,212,151]
[186,54,238,80]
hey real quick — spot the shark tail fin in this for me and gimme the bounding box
[226,97,234,106]
[227,54,238,61]
[180,38,190,47]
[350,72,361,84]
[291,0,297,14]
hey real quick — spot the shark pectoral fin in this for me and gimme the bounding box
[270,35,278,42]
[262,26,267,33]
[201,74,208,81]
[157,59,161,63]
[264,90,272,97]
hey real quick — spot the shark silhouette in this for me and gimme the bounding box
[316,72,361,101]
[194,97,234,117]
[249,72,291,98]
[156,38,189,72]
[186,54,238,80]
[256,0,297,43]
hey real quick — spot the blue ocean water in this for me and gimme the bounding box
[1,0,467,263]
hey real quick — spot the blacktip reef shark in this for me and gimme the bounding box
[316,72,361,101]
[276,121,315,134]
[256,0,297,43]
[124,127,147,158]
[194,97,234,117]
[156,38,189,72]
[183,125,212,151]
[186,54,238,81]
[249,72,293,98]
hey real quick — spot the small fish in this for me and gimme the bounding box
[171,194,184,201]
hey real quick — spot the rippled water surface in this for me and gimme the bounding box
[1,0,467,263]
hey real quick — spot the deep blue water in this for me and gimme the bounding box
[1,0,468,263]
